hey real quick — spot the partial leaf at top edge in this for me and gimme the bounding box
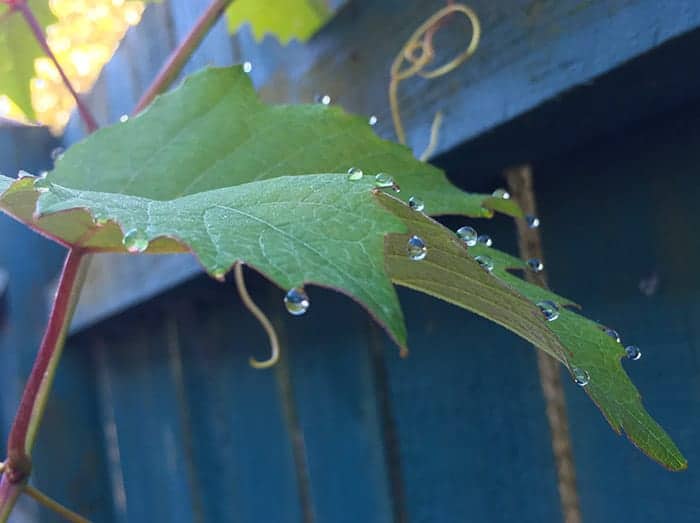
[225,0,334,44]
[0,0,57,119]
[379,194,686,471]
[41,66,514,219]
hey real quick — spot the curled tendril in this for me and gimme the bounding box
[234,263,280,369]
[389,3,481,155]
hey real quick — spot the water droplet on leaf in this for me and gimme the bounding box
[477,234,493,247]
[537,300,560,321]
[625,345,642,360]
[243,61,253,73]
[408,196,424,212]
[527,258,544,272]
[33,175,52,193]
[456,226,478,247]
[475,255,494,272]
[315,94,331,105]
[604,328,620,343]
[573,367,590,386]
[407,235,427,261]
[50,147,64,162]
[285,287,310,316]
[212,267,227,280]
[375,173,394,188]
[119,114,129,123]
[347,167,363,180]
[17,170,34,180]
[122,229,149,253]
[368,115,378,126]
[526,214,540,228]
[492,188,510,199]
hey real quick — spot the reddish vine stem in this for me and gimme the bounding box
[0,0,236,520]
[134,0,235,114]
[11,0,98,132]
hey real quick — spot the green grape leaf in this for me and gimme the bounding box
[380,193,685,471]
[225,0,333,43]
[17,66,511,218]
[0,0,56,119]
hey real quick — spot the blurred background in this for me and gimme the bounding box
[1,0,699,521]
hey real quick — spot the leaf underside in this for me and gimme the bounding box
[0,0,56,119]
[225,0,334,43]
[0,66,684,471]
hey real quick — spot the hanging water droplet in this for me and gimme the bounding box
[50,147,64,162]
[537,300,560,321]
[17,170,34,180]
[477,234,493,247]
[456,226,478,247]
[122,229,149,253]
[284,287,310,316]
[407,235,427,261]
[243,61,253,73]
[375,173,394,188]
[347,167,363,181]
[475,255,494,272]
[492,188,510,200]
[315,94,331,105]
[572,367,590,386]
[625,345,642,361]
[526,214,540,229]
[119,114,129,123]
[408,196,424,212]
[604,328,621,343]
[527,258,544,272]
[33,175,52,193]
[391,183,401,193]
[368,115,378,126]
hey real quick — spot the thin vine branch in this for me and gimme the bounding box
[234,263,281,369]
[11,0,98,132]
[23,485,91,523]
[134,0,235,114]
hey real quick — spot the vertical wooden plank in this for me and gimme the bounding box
[170,276,304,523]
[531,100,700,522]
[383,275,561,522]
[281,285,394,523]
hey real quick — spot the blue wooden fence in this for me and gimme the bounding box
[1,0,700,521]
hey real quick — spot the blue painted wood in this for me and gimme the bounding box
[0,125,113,522]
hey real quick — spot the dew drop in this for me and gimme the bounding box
[284,287,310,316]
[456,226,478,247]
[119,114,129,123]
[537,300,560,321]
[475,255,494,272]
[604,328,621,343]
[122,229,149,253]
[492,188,510,200]
[477,234,493,247]
[17,170,34,180]
[527,258,544,272]
[347,167,363,181]
[50,147,64,162]
[368,115,378,126]
[243,61,253,73]
[625,345,642,361]
[315,94,331,105]
[407,235,427,261]
[375,172,394,188]
[526,214,540,229]
[33,175,52,193]
[408,196,424,212]
[572,367,590,386]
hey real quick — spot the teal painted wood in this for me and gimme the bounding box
[0,125,114,522]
